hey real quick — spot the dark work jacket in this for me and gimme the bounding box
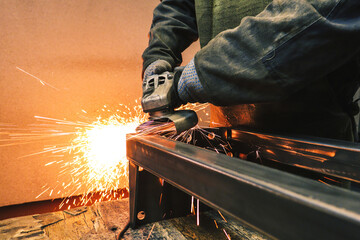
[142,0,360,141]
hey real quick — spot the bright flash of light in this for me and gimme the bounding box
[56,104,147,206]
[68,114,143,195]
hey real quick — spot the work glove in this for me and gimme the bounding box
[143,59,172,82]
[177,58,209,103]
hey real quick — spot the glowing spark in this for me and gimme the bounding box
[44,161,57,166]
[1,102,213,210]
[36,187,50,199]
[159,193,162,206]
[159,178,164,186]
[214,220,218,229]
[70,116,138,192]
[323,176,340,183]
[191,196,195,214]
[223,229,231,240]
[146,223,156,240]
[197,198,200,226]
[170,125,231,156]
[218,210,227,223]
[1,102,147,208]
[16,66,60,91]
[318,179,330,185]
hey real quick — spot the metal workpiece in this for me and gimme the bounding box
[127,134,360,240]
[223,128,360,183]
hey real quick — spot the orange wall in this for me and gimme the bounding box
[0,0,199,207]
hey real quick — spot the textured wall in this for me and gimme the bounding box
[0,0,199,206]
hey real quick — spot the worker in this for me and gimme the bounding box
[142,0,360,141]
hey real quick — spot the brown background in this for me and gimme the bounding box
[0,0,199,207]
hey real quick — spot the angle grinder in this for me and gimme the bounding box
[136,69,198,134]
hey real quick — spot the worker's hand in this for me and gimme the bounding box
[141,60,182,113]
[177,59,209,103]
[143,60,172,82]
[141,70,183,113]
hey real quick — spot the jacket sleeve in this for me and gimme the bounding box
[142,0,198,72]
[194,0,360,106]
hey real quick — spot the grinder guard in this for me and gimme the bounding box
[136,110,198,134]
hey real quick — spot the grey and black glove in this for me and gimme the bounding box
[142,58,209,114]
[143,60,173,82]
[177,58,209,103]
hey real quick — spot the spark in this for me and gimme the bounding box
[146,223,156,240]
[191,196,195,214]
[218,210,227,223]
[159,193,162,206]
[45,161,57,166]
[68,115,140,193]
[214,220,218,229]
[170,124,231,155]
[318,179,330,186]
[36,187,51,199]
[197,198,200,226]
[223,229,231,240]
[323,176,340,183]
[159,178,164,186]
[1,103,147,208]
[16,66,60,91]
[58,107,146,204]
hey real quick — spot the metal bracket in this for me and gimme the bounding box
[129,161,191,227]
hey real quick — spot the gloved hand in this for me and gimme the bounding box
[177,58,209,103]
[141,70,184,113]
[142,58,209,113]
[143,59,172,82]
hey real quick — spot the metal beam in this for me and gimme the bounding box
[127,134,360,240]
[228,129,360,183]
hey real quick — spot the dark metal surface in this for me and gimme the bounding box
[127,134,360,240]
[136,110,198,134]
[225,128,360,183]
[167,110,198,133]
[184,127,360,184]
[129,161,191,228]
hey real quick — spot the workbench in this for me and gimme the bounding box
[0,198,268,240]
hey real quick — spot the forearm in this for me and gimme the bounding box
[194,0,360,106]
[142,0,198,71]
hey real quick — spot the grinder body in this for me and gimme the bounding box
[139,71,198,133]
